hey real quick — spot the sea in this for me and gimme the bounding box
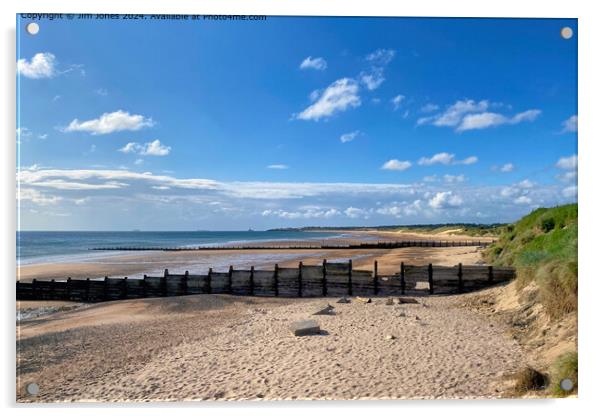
[16,230,346,266]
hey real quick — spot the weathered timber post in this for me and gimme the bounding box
[123,277,128,299]
[298,262,303,297]
[428,264,434,295]
[274,264,279,297]
[32,279,37,300]
[162,269,168,297]
[66,277,72,300]
[250,266,255,296]
[400,262,406,295]
[348,259,353,296]
[85,278,91,301]
[183,271,189,295]
[207,268,213,294]
[143,275,148,298]
[488,265,494,284]
[104,276,109,300]
[322,259,328,297]
[373,260,379,295]
[458,263,464,293]
[228,265,233,294]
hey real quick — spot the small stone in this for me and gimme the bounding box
[398,311,406,317]
[385,298,394,305]
[289,320,321,336]
[398,297,420,304]
[354,297,372,304]
[312,304,335,315]
[385,334,396,340]
[336,297,350,304]
[415,315,420,321]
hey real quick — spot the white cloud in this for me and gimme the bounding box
[391,94,405,110]
[17,52,56,79]
[456,109,541,132]
[518,179,535,188]
[557,171,577,183]
[514,195,532,205]
[443,174,466,183]
[64,110,155,135]
[366,49,396,65]
[556,155,577,170]
[421,103,439,113]
[262,208,340,219]
[38,133,48,140]
[416,99,541,132]
[344,207,367,218]
[267,164,289,169]
[300,56,327,71]
[428,192,463,209]
[381,159,412,171]
[360,68,385,91]
[17,188,62,205]
[296,78,361,121]
[422,175,438,183]
[500,163,514,173]
[561,115,578,133]
[119,140,170,156]
[562,185,577,198]
[16,127,32,138]
[340,131,360,143]
[417,152,477,166]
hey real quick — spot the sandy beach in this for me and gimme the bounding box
[15,230,524,402]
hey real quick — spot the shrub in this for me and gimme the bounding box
[513,367,548,394]
[540,217,556,233]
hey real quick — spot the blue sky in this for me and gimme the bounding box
[17,16,577,230]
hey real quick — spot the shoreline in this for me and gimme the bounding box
[16,231,487,282]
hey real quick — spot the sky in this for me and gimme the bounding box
[16,15,578,231]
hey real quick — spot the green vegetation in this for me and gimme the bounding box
[513,366,548,394]
[485,204,577,319]
[549,352,578,397]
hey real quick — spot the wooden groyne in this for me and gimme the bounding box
[16,260,515,302]
[89,239,493,252]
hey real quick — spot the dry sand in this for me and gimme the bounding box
[17,290,524,402]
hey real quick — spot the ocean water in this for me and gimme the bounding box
[16,230,344,265]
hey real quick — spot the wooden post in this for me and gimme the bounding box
[183,271,189,296]
[50,279,56,300]
[207,268,213,294]
[373,260,379,295]
[488,265,494,284]
[400,262,405,295]
[32,278,37,300]
[66,277,72,300]
[85,278,91,301]
[298,262,303,298]
[104,276,109,301]
[123,277,128,299]
[162,269,168,297]
[458,263,464,293]
[274,264,279,297]
[428,264,434,295]
[348,259,353,296]
[143,275,148,298]
[228,265,233,294]
[250,266,255,296]
[322,259,328,296]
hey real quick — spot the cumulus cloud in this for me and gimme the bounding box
[63,110,155,135]
[417,99,541,132]
[428,192,462,209]
[360,68,385,90]
[340,131,360,143]
[381,159,412,171]
[561,115,577,133]
[296,78,361,121]
[17,188,62,205]
[420,103,439,113]
[267,164,289,169]
[17,52,56,79]
[443,174,466,183]
[556,155,577,170]
[391,95,405,110]
[514,195,532,205]
[119,140,171,156]
[562,185,577,198]
[366,49,396,65]
[417,152,477,166]
[500,163,514,173]
[300,56,327,71]
[344,207,367,218]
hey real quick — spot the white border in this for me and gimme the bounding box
[2,1,600,415]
